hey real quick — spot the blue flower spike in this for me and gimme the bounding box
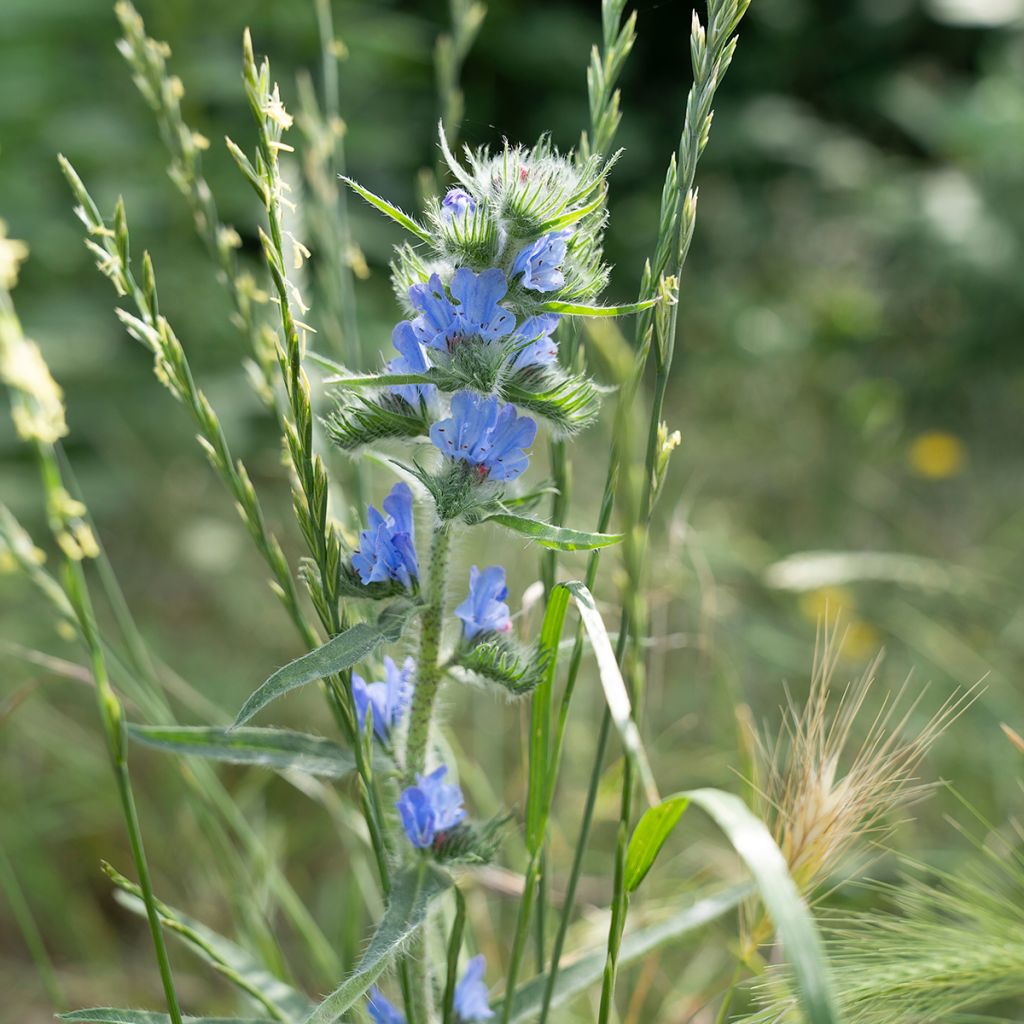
[442,188,476,220]
[430,391,538,482]
[405,270,515,353]
[511,229,573,292]
[352,482,419,589]
[366,986,405,1024]
[454,955,494,1022]
[352,656,415,742]
[456,565,512,640]
[396,764,466,849]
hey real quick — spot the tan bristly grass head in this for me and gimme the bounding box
[743,618,973,952]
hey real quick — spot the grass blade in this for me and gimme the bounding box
[127,724,358,778]
[564,582,659,808]
[485,514,623,552]
[112,881,315,1022]
[539,298,657,317]
[59,1015,276,1024]
[301,865,453,1024]
[233,603,416,727]
[495,885,750,1022]
[632,789,840,1024]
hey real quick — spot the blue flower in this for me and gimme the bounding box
[429,391,537,482]
[442,188,476,220]
[352,656,415,742]
[352,482,419,590]
[511,230,572,292]
[405,270,515,352]
[454,955,494,1022]
[366,986,405,1024]
[507,313,560,371]
[386,321,434,406]
[396,764,466,849]
[455,566,511,640]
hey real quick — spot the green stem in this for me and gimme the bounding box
[406,523,452,778]
[59,546,183,1024]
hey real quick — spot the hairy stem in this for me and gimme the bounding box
[406,522,453,778]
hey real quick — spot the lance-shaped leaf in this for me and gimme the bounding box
[127,724,358,778]
[302,865,453,1024]
[539,297,657,317]
[109,868,314,1022]
[624,788,840,1024]
[494,884,750,1023]
[59,1014,277,1024]
[340,176,432,243]
[233,602,417,727]
[483,513,622,552]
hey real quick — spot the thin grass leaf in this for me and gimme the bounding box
[233,602,416,726]
[564,581,659,808]
[484,514,622,552]
[657,788,839,1024]
[340,176,432,243]
[112,885,314,1022]
[495,884,750,1022]
[301,865,453,1024]
[324,372,435,388]
[539,298,657,317]
[59,1014,276,1024]
[127,724,358,778]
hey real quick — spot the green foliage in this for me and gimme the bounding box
[302,866,453,1024]
[233,602,417,726]
[126,725,359,779]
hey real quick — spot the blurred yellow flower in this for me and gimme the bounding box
[799,585,855,622]
[908,430,966,479]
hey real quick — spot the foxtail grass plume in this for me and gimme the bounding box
[746,622,970,943]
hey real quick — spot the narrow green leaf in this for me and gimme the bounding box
[340,177,432,243]
[302,865,453,1024]
[564,581,660,807]
[59,1014,275,1024]
[495,884,750,1022]
[526,584,572,852]
[536,191,606,233]
[484,513,622,552]
[233,603,416,726]
[127,724,357,778]
[324,372,435,388]
[539,298,658,317]
[628,788,840,1024]
[113,887,314,1022]
[625,796,689,892]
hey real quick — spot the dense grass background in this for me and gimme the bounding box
[2,0,1022,1020]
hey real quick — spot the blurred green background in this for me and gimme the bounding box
[2,0,1023,1020]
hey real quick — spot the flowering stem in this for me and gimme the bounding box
[406,521,453,778]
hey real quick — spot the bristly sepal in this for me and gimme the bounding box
[324,392,429,451]
[432,812,512,865]
[455,633,549,698]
